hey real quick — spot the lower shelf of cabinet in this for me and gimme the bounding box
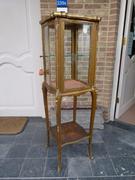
[51,121,89,146]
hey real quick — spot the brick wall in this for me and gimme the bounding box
[40,0,120,120]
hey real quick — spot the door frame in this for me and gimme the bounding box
[110,0,127,120]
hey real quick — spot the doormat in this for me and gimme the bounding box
[0,117,28,135]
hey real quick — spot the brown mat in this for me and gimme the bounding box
[0,117,28,135]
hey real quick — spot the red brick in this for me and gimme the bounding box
[94,0,109,3]
[84,4,101,9]
[110,8,119,14]
[68,0,76,3]
[84,0,95,3]
[69,4,83,9]
[110,3,118,8]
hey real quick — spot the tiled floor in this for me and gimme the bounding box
[0,117,135,180]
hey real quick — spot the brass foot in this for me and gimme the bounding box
[89,155,94,160]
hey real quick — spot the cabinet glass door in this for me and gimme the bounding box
[43,21,56,86]
[77,23,91,84]
[64,22,91,86]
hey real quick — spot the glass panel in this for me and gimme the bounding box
[64,27,72,80]
[64,22,91,85]
[77,24,91,84]
[43,22,56,85]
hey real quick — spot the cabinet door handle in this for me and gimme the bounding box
[39,69,49,75]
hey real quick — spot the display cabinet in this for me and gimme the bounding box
[40,12,101,172]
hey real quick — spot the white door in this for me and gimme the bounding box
[0,0,44,116]
[116,0,135,118]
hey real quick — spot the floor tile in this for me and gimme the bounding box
[0,158,23,177]
[111,157,135,176]
[42,179,67,180]
[32,129,46,145]
[15,132,34,144]
[92,143,108,158]
[90,157,116,176]
[5,178,67,180]
[47,145,66,158]
[28,116,45,122]
[34,125,46,133]
[110,121,135,132]
[26,144,48,158]
[104,124,133,140]
[0,144,11,158]
[44,158,67,177]
[24,121,45,133]
[6,144,29,158]
[47,145,59,158]
[64,144,88,158]
[68,157,92,177]
[0,135,15,144]
[19,158,45,177]
[0,117,135,179]
[78,177,135,180]
[5,179,66,180]
[78,178,114,180]
[92,130,104,143]
[106,142,135,157]
[112,176,135,180]
[118,132,135,148]
[36,122,46,129]
[101,129,121,145]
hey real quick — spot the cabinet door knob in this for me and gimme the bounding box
[39,68,49,75]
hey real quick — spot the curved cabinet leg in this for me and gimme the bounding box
[88,89,97,159]
[56,95,62,173]
[42,84,50,147]
[73,96,77,122]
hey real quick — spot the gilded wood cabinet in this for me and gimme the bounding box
[40,12,101,172]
